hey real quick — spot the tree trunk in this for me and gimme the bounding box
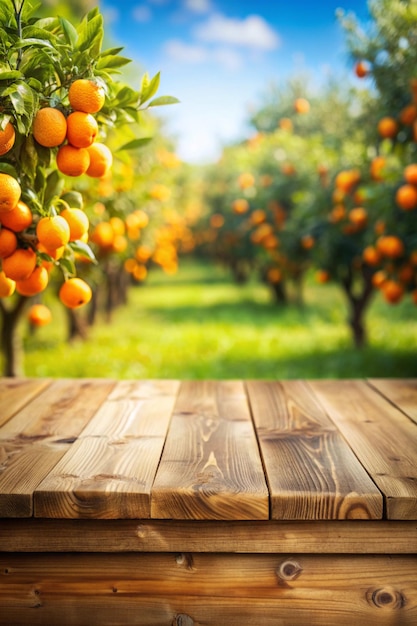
[0,295,28,377]
[66,308,88,342]
[270,280,288,305]
[341,266,374,348]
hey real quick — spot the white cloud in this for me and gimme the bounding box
[194,13,280,51]
[132,5,152,22]
[164,39,208,64]
[212,47,242,70]
[183,0,212,13]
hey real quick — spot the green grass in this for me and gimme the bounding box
[16,259,417,379]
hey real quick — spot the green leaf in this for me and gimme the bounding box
[69,240,97,263]
[14,38,56,50]
[96,55,131,70]
[59,256,76,278]
[117,137,153,151]
[22,26,58,44]
[0,70,25,80]
[20,135,38,180]
[44,170,64,209]
[99,46,125,57]
[0,162,18,177]
[146,95,180,107]
[58,17,78,47]
[61,191,84,209]
[140,71,160,104]
[76,13,103,57]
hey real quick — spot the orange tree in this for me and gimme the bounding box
[0,0,177,375]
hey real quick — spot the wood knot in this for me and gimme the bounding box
[173,614,194,626]
[175,553,194,570]
[367,587,406,609]
[277,559,303,582]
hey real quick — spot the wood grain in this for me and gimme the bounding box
[0,377,51,428]
[1,518,416,554]
[34,380,179,519]
[309,380,417,520]
[247,380,382,520]
[151,380,269,520]
[1,553,416,625]
[368,378,417,424]
[0,379,114,517]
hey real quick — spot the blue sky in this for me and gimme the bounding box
[100,0,371,163]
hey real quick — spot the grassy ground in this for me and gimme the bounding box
[16,259,417,379]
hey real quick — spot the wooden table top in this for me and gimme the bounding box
[0,378,416,521]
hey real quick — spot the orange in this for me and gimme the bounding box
[111,234,127,253]
[376,235,405,259]
[335,169,361,193]
[37,215,70,250]
[2,247,37,281]
[33,107,67,148]
[57,144,90,177]
[0,270,15,297]
[372,270,387,288]
[398,264,414,284]
[59,277,92,308]
[37,241,65,261]
[90,221,114,248]
[399,104,417,125]
[377,116,398,139]
[348,206,367,228]
[410,250,417,266]
[28,303,52,326]
[135,245,152,262]
[0,200,32,232]
[60,207,89,241]
[404,164,417,186]
[250,209,266,225]
[16,265,49,296]
[316,269,330,283]
[68,79,105,114]
[370,156,386,181]
[362,246,381,266]
[412,289,417,305]
[0,173,21,213]
[374,219,386,235]
[382,279,404,304]
[301,234,315,250]
[232,198,249,214]
[86,143,113,178]
[0,121,16,156]
[354,61,368,78]
[294,97,310,114]
[109,216,125,236]
[266,267,282,283]
[279,117,293,132]
[0,227,17,258]
[238,172,255,189]
[132,264,147,282]
[395,184,417,210]
[66,111,98,148]
[329,204,346,223]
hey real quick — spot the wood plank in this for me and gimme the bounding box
[0,377,51,427]
[369,378,417,424]
[309,380,417,520]
[151,380,269,520]
[0,379,114,517]
[34,380,180,519]
[246,380,382,520]
[1,518,416,554]
[1,553,416,625]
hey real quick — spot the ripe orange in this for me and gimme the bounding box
[15,265,49,296]
[316,269,330,283]
[68,79,105,114]
[232,198,249,214]
[335,169,361,193]
[354,61,368,78]
[377,116,398,139]
[395,184,417,210]
[382,279,404,304]
[28,303,52,326]
[266,267,282,283]
[0,173,21,213]
[56,144,90,177]
[238,172,255,189]
[376,235,405,259]
[399,104,417,126]
[294,97,310,114]
[0,121,16,156]
[250,209,266,225]
[33,107,67,148]
[66,111,98,148]
[2,247,37,281]
[0,200,33,231]
[0,227,17,258]
[37,215,70,250]
[279,117,293,132]
[0,270,16,297]
[59,277,92,308]
[362,245,381,266]
[135,245,152,262]
[372,270,387,288]
[370,156,386,181]
[86,143,113,178]
[301,234,315,250]
[90,221,114,248]
[60,207,89,241]
[404,164,417,186]
[348,206,368,228]
[37,241,65,261]
[329,204,346,223]
[109,216,125,236]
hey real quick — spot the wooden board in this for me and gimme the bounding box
[1,518,416,554]
[0,377,51,428]
[0,379,114,517]
[1,553,416,626]
[309,380,417,520]
[247,380,382,520]
[34,380,179,519]
[151,381,269,520]
[369,378,417,425]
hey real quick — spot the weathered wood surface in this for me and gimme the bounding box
[1,518,416,553]
[0,377,416,521]
[1,552,416,625]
